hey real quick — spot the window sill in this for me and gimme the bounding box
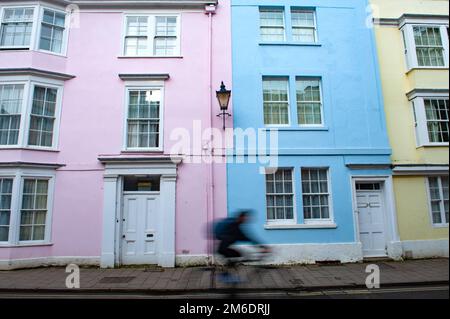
[264,223,337,230]
[0,47,30,51]
[417,143,449,148]
[406,66,449,74]
[37,49,68,58]
[0,146,60,153]
[432,224,449,229]
[259,42,322,47]
[263,126,329,132]
[118,56,183,59]
[0,242,53,248]
[121,149,163,154]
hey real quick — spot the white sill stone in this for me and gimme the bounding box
[264,223,337,230]
[0,242,53,248]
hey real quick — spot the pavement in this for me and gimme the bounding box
[0,258,448,295]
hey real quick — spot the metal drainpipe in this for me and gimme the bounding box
[206,4,216,266]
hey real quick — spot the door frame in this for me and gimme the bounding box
[350,176,400,258]
[119,191,161,266]
[99,157,181,268]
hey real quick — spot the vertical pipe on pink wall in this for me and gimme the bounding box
[206,4,216,265]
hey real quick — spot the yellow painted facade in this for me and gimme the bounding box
[371,0,449,242]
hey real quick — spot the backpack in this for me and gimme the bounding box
[213,218,234,240]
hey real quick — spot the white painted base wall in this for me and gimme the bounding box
[5,240,446,270]
[176,254,210,267]
[402,239,449,259]
[0,256,100,270]
[264,242,364,264]
[0,243,366,270]
[387,241,403,260]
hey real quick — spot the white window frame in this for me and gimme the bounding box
[401,18,449,70]
[0,167,55,247]
[0,4,69,56]
[291,9,317,44]
[0,6,37,50]
[426,176,449,228]
[123,84,164,152]
[264,167,297,225]
[259,8,286,42]
[296,77,324,127]
[121,13,181,57]
[262,77,291,127]
[36,6,70,56]
[301,167,334,225]
[0,75,64,151]
[410,92,449,147]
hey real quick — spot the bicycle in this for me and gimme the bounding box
[214,248,273,299]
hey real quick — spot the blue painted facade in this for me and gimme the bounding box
[228,0,392,252]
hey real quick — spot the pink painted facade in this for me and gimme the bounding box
[0,0,231,268]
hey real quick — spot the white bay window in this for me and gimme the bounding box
[0,78,63,150]
[411,92,449,146]
[39,9,66,54]
[0,167,55,245]
[0,84,23,145]
[0,5,68,55]
[427,176,449,226]
[0,7,34,48]
[123,14,180,57]
[401,18,449,70]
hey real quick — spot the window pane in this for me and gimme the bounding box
[19,226,32,241]
[0,226,9,241]
[291,10,316,43]
[414,26,445,67]
[20,179,49,241]
[125,37,148,56]
[0,178,13,242]
[39,10,65,53]
[260,9,285,41]
[153,16,177,56]
[0,7,34,47]
[302,168,330,220]
[127,90,161,148]
[425,99,449,143]
[428,176,449,225]
[124,16,149,56]
[265,169,294,221]
[263,78,289,125]
[127,16,148,36]
[28,87,57,147]
[0,84,24,145]
[297,79,322,125]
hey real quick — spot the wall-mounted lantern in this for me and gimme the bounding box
[216,81,231,130]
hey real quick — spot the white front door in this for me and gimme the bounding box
[121,194,159,265]
[356,187,387,257]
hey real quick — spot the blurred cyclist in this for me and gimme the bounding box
[214,210,271,283]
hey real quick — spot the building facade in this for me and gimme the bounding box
[0,0,231,269]
[371,0,449,258]
[227,0,401,264]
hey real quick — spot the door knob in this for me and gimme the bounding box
[147,234,154,238]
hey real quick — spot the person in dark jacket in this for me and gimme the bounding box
[214,210,270,282]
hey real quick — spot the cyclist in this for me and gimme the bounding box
[214,210,271,283]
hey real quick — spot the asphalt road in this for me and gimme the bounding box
[0,285,448,299]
